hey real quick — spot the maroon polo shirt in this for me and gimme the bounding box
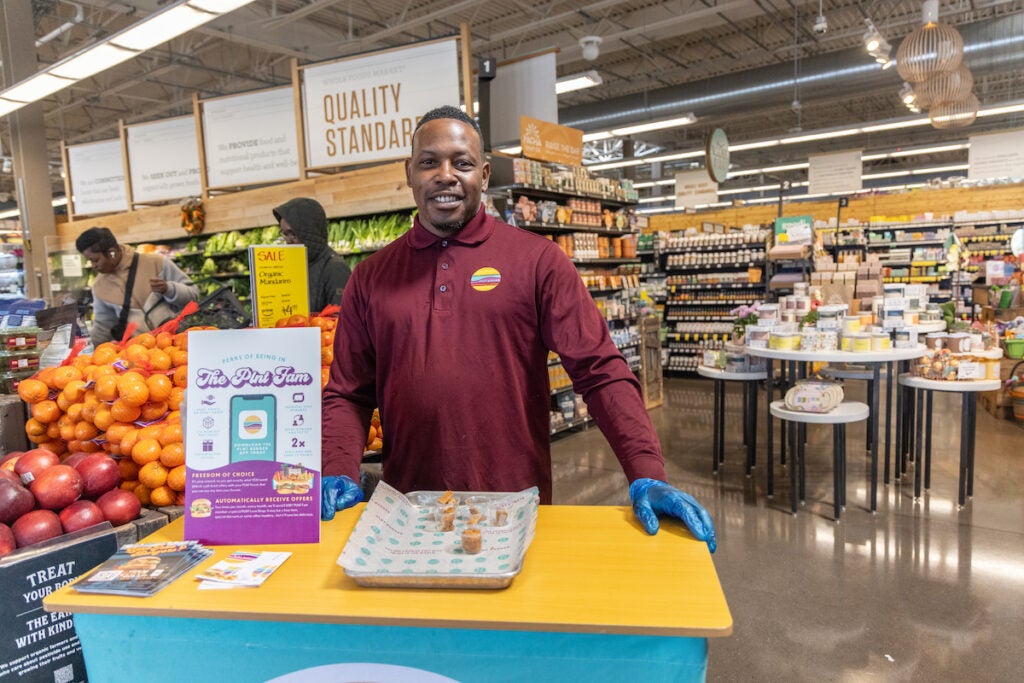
[322,208,666,503]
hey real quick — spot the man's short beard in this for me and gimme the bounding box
[434,221,465,234]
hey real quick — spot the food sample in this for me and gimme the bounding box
[461,527,482,554]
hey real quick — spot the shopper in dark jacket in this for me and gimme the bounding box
[272,198,351,313]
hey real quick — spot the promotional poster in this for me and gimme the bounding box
[184,328,321,545]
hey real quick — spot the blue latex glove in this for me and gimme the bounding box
[629,478,717,553]
[321,475,364,521]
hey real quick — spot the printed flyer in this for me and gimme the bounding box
[184,327,321,545]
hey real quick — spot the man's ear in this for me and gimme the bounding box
[404,158,413,188]
[481,161,491,192]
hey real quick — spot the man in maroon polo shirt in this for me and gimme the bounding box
[320,105,715,551]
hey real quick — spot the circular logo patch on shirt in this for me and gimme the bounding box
[470,267,501,292]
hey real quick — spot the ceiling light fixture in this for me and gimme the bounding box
[555,71,603,95]
[863,18,893,67]
[896,0,964,83]
[579,36,602,62]
[610,114,697,137]
[0,0,257,117]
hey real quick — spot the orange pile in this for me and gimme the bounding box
[17,329,208,508]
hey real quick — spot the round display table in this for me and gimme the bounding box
[697,365,767,476]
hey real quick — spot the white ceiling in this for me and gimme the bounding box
[6,0,1024,200]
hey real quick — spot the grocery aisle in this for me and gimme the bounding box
[550,376,1024,682]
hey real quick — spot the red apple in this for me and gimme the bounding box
[0,478,35,524]
[11,509,63,547]
[29,465,83,510]
[61,451,90,469]
[0,521,15,556]
[0,468,20,486]
[0,450,22,469]
[96,489,141,527]
[15,449,61,485]
[73,453,122,499]
[58,500,107,533]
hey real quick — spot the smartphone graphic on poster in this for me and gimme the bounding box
[230,394,276,462]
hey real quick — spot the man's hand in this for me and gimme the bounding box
[150,277,168,295]
[321,475,363,521]
[629,478,717,553]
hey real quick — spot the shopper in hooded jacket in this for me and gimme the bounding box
[272,197,352,313]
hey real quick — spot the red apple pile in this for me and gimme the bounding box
[0,448,140,558]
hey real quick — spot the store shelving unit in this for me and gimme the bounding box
[659,229,768,373]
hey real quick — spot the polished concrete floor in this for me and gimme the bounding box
[550,376,1024,682]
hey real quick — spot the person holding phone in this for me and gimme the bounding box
[319,105,715,552]
[76,227,199,344]
[272,197,352,313]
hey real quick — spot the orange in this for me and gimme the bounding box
[155,332,174,349]
[66,439,85,454]
[148,349,172,372]
[120,480,139,493]
[119,429,139,457]
[288,314,308,326]
[17,378,50,404]
[74,421,99,442]
[172,332,189,350]
[321,345,334,365]
[321,367,330,389]
[76,439,102,453]
[58,416,77,442]
[132,483,152,506]
[24,417,47,437]
[131,438,163,465]
[320,330,333,347]
[56,393,72,413]
[104,422,133,446]
[159,422,183,447]
[110,399,142,423]
[91,343,120,366]
[27,432,48,445]
[94,375,119,402]
[165,410,181,424]
[172,365,188,387]
[93,405,115,432]
[168,386,186,411]
[92,364,117,379]
[138,461,168,489]
[46,422,62,440]
[31,400,61,424]
[36,367,58,390]
[117,373,149,406]
[149,485,175,507]
[118,458,140,481]
[65,401,85,422]
[51,365,83,390]
[139,401,169,423]
[122,345,150,369]
[39,440,66,456]
[133,333,157,349]
[80,397,100,424]
[146,374,173,402]
[138,424,164,442]
[61,379,88,403]
[159,442,185,468]
[166,465,186,492]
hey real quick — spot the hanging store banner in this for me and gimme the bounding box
[490,51,558,148]
[808,150,863,196]
[66,139,128,216]
[202,87,300,189]
[519,116,583,166]
[126,116,202,203]
[302,39,459,170]
[184,327,322,546]
[674,169,719,210]
[248,244,309,328]
[968,129,1024,180]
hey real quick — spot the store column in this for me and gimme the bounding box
[1,1,60,301]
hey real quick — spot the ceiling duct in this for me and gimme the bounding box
[560,13,1024,134]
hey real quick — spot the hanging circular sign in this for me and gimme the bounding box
[705,128,730,183]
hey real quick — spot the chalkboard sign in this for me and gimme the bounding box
[0,527,118,682]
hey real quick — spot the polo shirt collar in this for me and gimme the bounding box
[408,207,492,249]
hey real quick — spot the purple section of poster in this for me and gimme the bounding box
[183,461,320,546]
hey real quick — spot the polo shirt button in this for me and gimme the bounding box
[439,285,448,292]
[441,263,449,270]
[441,240,448,247]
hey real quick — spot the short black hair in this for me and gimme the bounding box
[413,105,483,147]
[75,227,118,254]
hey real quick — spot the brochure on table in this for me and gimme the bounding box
[184,327,321,545]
